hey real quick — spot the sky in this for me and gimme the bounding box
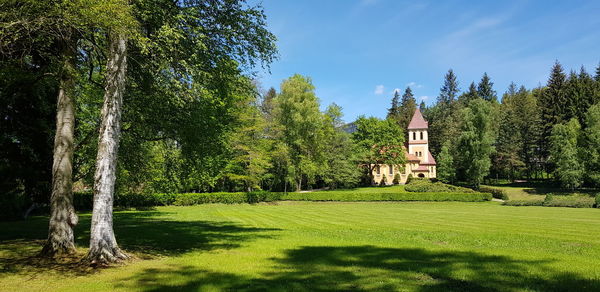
[253,0,600,122]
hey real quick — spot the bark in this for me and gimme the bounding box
[84,33,128,265]
[41,39,78,257]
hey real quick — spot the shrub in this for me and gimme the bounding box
[280,191,491,202]
[393,173,401,185]
[380,174,387,186]
[503,194,595,208]
[478,186,509,200]
[503,200,544,207]
[405,179,476,193]
[596,194,600,208]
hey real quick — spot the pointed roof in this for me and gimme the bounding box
[407,108,428,129]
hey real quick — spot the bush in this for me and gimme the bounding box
[503,194,595,208]
[596,194,600,208]
[393,173,401,185]
[380,174,388,186]
[503,200,544,207]
[280,191,492,202]
[478,186,509,200]
[405,179,476,193]
[0,191,31,219]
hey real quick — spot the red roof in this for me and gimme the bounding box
[407,108,428,129]
[414,165,429,171]
[421,151,437,165]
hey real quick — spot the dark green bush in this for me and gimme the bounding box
[393,173,401,185]
[280,191,491,202]
[0,191,31,219]
[478,186,509,200]
[503,194,594,208]
[502,200,544,207]
[596,194,600,208]
[405,179,476,193]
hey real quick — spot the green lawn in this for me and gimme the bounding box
[2,202,600,291]
[483,181,598,201]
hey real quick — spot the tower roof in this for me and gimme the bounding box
[407,108,428,129]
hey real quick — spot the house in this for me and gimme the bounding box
[372,108,436,184]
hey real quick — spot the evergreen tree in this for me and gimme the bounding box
[595,62,600,82]
[261,87,277,116]
[477,72,497,102]
[494,87,526,180]
[398,87,417,130]
[419,100,426,111]
[514,86,541,179]
[583,104,600,187]
[458,82,479,104]
[539,61,567,166]
[436,142,455,183]
[387,90,401,121]
[455,99,495,187]
[550,119,583,190]
[437,69,459,106]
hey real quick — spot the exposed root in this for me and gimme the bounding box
[40,240,77,259]
[82,246,131,267]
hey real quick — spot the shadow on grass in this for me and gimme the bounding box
[118,245,600,291]
[0,211,278,276]
[490,181,598,196]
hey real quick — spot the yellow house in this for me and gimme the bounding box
[372,108,436,185]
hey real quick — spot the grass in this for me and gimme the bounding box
[2,202,600,291]
[483,181,598,202]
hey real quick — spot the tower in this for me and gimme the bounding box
[407,108,429,163]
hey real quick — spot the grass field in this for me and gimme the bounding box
[483,181,599,201]
[2,201,600,291]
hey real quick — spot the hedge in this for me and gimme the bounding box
[478,186,509,200]
[503,194,596,208]
[72,190,491,209]
[404,179,477,193]
[280,191,491,202]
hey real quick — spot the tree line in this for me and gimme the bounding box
[390,62,600,189]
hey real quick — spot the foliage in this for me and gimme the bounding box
[504,194,594,208]
[393,173,401,185]
[352,116,406,182]
[550,119,584,190]
[455,99,496,187]
[583,104,600,187]
[281,191,491,202]
[477,72,497,102]
[436,142,455,183]
[404,179,476,193]
[478,186,509,200]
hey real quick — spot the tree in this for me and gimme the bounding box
[387,90,401,121]
[458,82,479,104]
[436,142,455,183]
[455,99,495,187]
[539,61,567,165]
[595,62,600,82]
[274,74,327,191]
[261,87,277,117]
[583,104,600,187]
[550,119,583,190]
[352,117,406,184]
[437,69,459,106]
[419,101,426,111]
[322,103,362,189]
[398,87,417,131]
[477,72,497,102]
[493,87,526,180]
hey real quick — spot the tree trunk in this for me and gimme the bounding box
[84,33,128,265]
[41,39,78,257]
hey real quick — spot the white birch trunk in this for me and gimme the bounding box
[42,40,78,256]
[85,33,128,264]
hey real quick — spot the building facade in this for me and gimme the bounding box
[372,108,436,185]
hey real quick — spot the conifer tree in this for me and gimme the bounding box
[398,87,417,130]
[419,100,426,111]
[595,62,600,82]
[458,82,479,104]
[539,61,567,166]
[437,69,459,106]
[477,72,497,102]
[387,90,401,121]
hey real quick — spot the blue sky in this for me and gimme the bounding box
[254,0,600,122]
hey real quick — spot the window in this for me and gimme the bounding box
[420,132,423,140]
[389,165,393,175]
[412,132,416,140]
[376,165,381,175]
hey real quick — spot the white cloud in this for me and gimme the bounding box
[374,85,385,95]
[419,96,429,101]
[406,82,423,89]
[392,88,401,94]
